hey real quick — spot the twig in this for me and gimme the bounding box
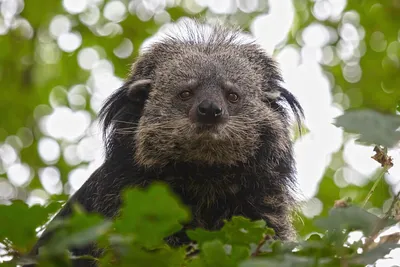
[361,146,397,250]
[367,232,400,250]
[363,191,400,251]
[251,234,272,257]
[70,254,100,261]
[362,146,394,208]
[362,166,391,208]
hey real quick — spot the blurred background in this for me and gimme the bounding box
[0,0,400,264]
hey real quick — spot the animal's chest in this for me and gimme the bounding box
[167,179,262,230]
[162,181,264,247]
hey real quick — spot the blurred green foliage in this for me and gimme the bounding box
[1,0,400,266]
[291,0,400,114]
[1,183,400,266]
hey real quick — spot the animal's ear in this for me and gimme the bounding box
[236,41,305,130]
[274,85,304,129]
[98,79,153,139]
[127,79,152,104]
[250,51,304,131]
[98,51,156,137]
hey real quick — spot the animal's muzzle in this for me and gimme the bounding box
[196,100,224,124]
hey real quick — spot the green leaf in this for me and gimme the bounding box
[118,245,186,267]
[0,200,62,251]
[222,217,268,246]
[188,216,269,248]
[43,211,110,255]
[187,217,272,266]
[295,238,335,259]
[186,257,205,267]
[349,243,400,265]
[268,240,298,255]
[114,183,190,249]
[343,1,400,114]
[314,206,382,237]
[240,254,324,267]
[0,261,22,267]
[200,240,235,267]
[230,245,251,262]
[186,228,226,246]
[35,252,72,267]
[334,109,400,148]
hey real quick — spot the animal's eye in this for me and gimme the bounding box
[227,92,239,103]
[179,90,193,100]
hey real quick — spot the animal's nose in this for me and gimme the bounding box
[196,100,223,124]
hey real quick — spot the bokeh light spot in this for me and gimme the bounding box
[78,47,100,70]
[68,167,90,192]
[0,144,18,166]
[17,128,34,148]
[237,0,259,13]
[38,137,61,164]
[370,31,387,52]
[0,179,16,199]
[79,5,100,26]
[301,198,323,218]
[103,1,127,22]
[63,144,82,166]
[7,163,31,187]
[39,167,63,195]
[57,32,82,52]
[26,189,49,206]
[44,107,92,142]
[63,0,88,14]
[77,136,102,162]
[49,15,71,38]
[113,38,133,59]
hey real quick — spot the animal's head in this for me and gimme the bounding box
[99,19,303,168]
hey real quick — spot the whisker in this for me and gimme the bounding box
[112,120,139,126]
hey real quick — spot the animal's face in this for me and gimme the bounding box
[131,48,289,167]
[99,22,303,168]
[151,52,263,127]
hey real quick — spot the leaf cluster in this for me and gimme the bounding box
[1,183,399,267]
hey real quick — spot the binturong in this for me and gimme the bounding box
[25,18,304,267]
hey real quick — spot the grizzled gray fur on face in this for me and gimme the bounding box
[24,18,303,267]
[122,20,302,167]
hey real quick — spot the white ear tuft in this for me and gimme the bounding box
[127,79,152,102]
[264,90,281,100]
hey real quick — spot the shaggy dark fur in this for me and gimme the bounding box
[25,19,303,267]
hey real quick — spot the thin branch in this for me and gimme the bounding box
[363,191,400,251]
[251,234,272,257]
[362,146,394,208]
[360,146,397,251]
[362,166,391,208]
